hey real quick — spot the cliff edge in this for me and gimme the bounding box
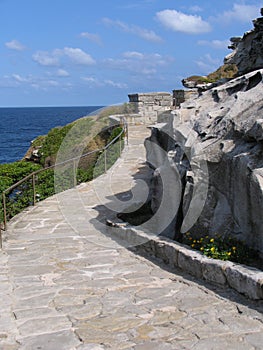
[224,8,263,75]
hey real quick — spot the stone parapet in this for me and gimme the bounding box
[107,224,263,300]
[109,113,147,126]
[128,92,172,124]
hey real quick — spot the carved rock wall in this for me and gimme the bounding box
[145,69,263,257]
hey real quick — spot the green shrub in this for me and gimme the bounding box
[0,161,42,221]
[182,232,256,265]
[0,107,127,221]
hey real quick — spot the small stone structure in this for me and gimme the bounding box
[172,89,198,107]
[172,90,185,107]
[128,92,172,124]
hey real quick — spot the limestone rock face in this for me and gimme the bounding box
[224,10,263,75]
[146,69,263,257]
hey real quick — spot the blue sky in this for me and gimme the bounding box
[0,0,261,107]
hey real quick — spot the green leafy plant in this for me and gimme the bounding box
[0,161,42,221]
[182,232,256,264]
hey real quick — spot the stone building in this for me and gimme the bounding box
[172,89,199,107]
[128,92,172,124]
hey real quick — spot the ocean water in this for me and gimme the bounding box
[0,106,103,164]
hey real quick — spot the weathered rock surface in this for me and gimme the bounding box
[145,69,263,257]
[224,9,263,75]
[181,76,229,92]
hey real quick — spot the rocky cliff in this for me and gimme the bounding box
[145,11,263,258]
[224,8,263,75]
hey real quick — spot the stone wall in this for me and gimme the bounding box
[128,92,172,124]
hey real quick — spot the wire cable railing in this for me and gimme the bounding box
[0,120,128,248]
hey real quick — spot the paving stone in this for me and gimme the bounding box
[245,331,263,348]
[17,330,80,350]
[13,292,55,310]
[0,342,20,350]
[17,316,72,336]
[134,342,177,350]
[76,345,106,350]
[192,335,255,350]
[13,307,59,320]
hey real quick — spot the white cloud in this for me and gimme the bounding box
[197,39,230,50]
[0,74,65,90]
[82,77,97,83]
[46,80,59,87]
[119,0,156,9]
[82,76,103,87]
[82,76,127,89]
[156,9,212,34]
[195,54,221,73]
[80,32,102,45]
[5,39,26,51]
[56,69,70,77]
[0,76,18,88]
[7,73,60,90]
[12,74,28,83]
[102,18,162,42]
[216,4,259,23]
[189,5,203,13]
[33,47,95,67]
[30,78,60,90]
[102,51,173,77]
[123,51,144,59]
[33,51,60,66]
[0,71,74,94]
[62,47,96,65]
[104,80,128,89]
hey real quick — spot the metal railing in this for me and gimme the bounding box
[0,120,128,248]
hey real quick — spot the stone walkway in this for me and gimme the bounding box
[1,125,263,350]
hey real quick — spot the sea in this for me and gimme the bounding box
[0,106,104,164]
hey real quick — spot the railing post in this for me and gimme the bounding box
[104,148,107,173]
[125,122,129,145]
[119,134,122,157]
[2,192,7,231]
[32,173,36,206]
[0,223,2,249]
[73,159,77,187]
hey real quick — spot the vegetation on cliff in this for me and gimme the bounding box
[0,104,128,223]
[183,63,238,85]
[26,103,132,166]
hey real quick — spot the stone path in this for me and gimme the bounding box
[1,125,263,350]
